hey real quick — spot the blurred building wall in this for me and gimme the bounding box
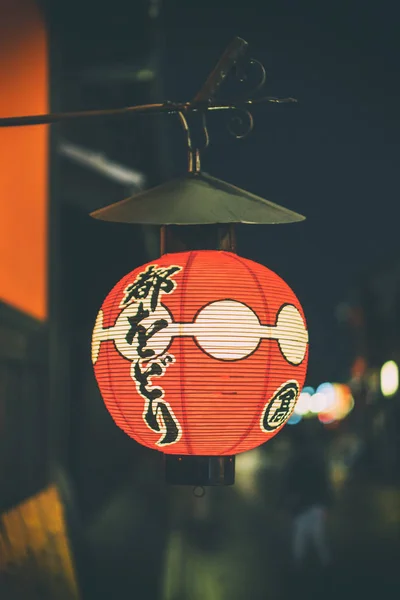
[0,0,49,514]
[0,0,48,321]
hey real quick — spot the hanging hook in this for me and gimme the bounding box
[177,111,197,173]
[200,111,210,150]
[177,110,210,174]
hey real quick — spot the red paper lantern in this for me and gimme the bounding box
[92,250,308,455]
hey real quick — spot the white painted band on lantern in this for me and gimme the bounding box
[92,300,308,366]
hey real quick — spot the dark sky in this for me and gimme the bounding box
[162,0,400,383]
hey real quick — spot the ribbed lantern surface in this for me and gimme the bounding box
[92,250,308,455]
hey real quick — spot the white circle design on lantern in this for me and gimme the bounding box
[275,304,309,366]
[194,300,261,360]
[92,299,308,366]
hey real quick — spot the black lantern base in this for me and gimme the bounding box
[164,455,235,486]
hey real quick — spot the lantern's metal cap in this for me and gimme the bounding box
[90,172,305,225]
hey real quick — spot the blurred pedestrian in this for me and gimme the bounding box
[280,430,332,570]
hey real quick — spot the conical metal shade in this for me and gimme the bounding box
[90,172,305,225]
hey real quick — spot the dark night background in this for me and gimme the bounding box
[1,1,400,599]
[160,0,400,384]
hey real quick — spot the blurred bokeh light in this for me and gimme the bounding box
[380,360,399,398]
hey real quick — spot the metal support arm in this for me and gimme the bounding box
[0,37,297,130]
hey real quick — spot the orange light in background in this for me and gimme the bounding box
[91,250,308,455]
[0,0,48,321]
[318,383,354,424]
[351,356,367,379]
